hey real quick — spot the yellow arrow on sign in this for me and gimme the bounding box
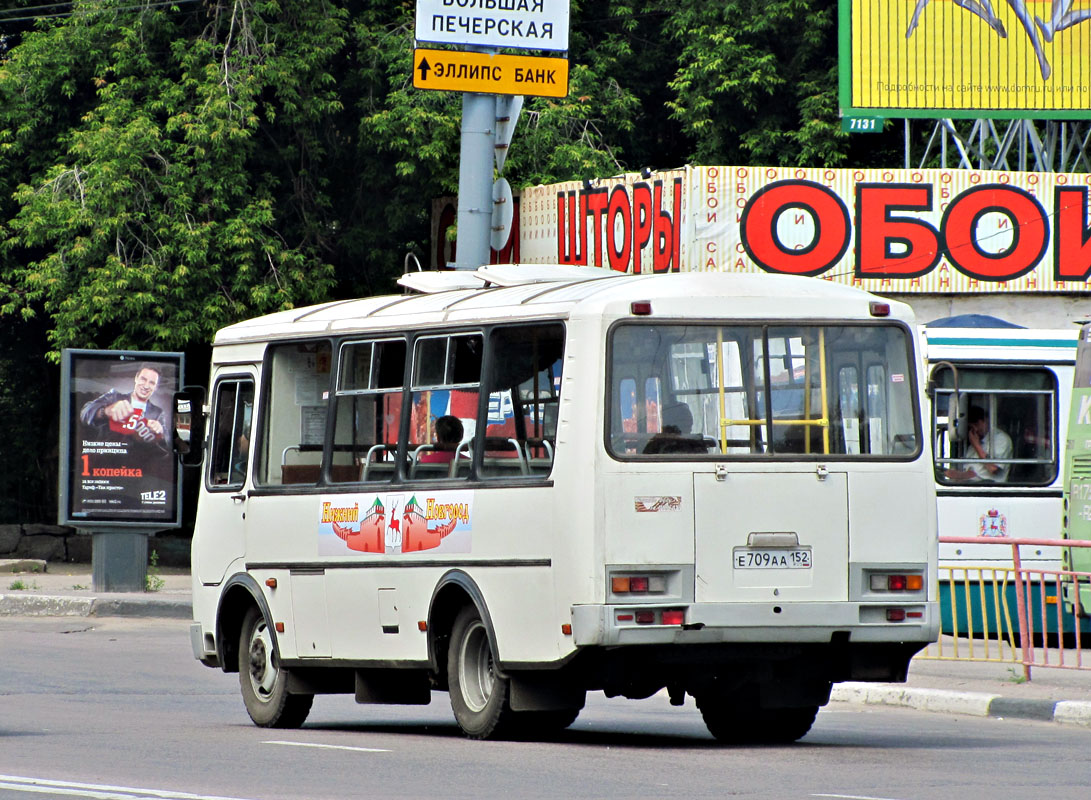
[413,48,569,99]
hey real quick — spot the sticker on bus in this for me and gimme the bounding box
[318,491,473,555]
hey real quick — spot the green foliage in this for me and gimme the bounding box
[663,0,847,166]
[0,0,340,355]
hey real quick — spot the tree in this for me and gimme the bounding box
[0,0,342,355]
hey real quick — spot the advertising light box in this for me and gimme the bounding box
[59,349,184,529]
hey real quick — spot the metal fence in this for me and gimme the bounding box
[921,536,1091,680]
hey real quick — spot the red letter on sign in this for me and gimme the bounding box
[585,189,609,267]
[740,181,849,276]
[557,191,587,265]
[941,185,1048,281]
[607,185,633,273]
[1054,187,1091,282]
[855,184,940,278]
[631,183,652,274]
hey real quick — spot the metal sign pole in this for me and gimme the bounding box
[90,528,153,592]
[450,91,496,271]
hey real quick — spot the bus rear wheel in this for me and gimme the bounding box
[448,605,515,739]
[238,606,313,728]
[698,695,818,745]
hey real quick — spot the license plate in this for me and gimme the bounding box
[733,547,812,569]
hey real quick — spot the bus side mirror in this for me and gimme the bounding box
[173,386,206,467]
[947,393,969,443]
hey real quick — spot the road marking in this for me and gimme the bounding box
[263,740,390,753]
[0,774,260,800]
[813,794,908,800]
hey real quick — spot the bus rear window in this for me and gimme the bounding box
[608,323,919,459]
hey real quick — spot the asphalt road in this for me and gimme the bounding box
[1,617,1089,800]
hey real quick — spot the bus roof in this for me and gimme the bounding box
[923,326,1080,363]
[213,266,915,345]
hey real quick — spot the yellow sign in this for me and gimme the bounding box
[850,0,1091,112]
[413,48,568,98]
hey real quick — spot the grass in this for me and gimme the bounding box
[8,578,40,591]
[145,550,165,593]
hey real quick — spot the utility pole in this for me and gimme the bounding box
[449,92,497,271]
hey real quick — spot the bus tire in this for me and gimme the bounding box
[698,696,818,745]
[448,605,514,739]
[513,707,580,737]
[238,605,313,728]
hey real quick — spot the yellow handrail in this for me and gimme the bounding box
[819,328,830,454]
[717,328,728,453]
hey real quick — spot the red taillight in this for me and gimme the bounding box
[886,608,907,622]
[869,301,890,317]
[631,301,652,315]
[612,574,667,594]
[661,609,685,625]
[871,573,923,592]
[635,610,656,624]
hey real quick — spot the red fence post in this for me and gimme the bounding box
[1009,543,1032,681]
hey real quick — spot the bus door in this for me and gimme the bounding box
[694,469,848,602]
[197,370,257,585]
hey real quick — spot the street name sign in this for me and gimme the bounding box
[415,0,570,52]
[413,48,568,98]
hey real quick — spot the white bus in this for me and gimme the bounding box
[924,320,1079,633]
[176,265,938,743]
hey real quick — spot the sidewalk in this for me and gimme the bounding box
[3,559,1090,728]
[0,558,191,619]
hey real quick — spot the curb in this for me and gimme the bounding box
[0,593,191,619]
[832,682,1091,728]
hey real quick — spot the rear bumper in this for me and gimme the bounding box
[571,601,940,646]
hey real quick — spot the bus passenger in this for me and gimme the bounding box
[945,405,1012,482]
[419,415,464,463]
[644,402,707,454]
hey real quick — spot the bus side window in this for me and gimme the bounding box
[330,339,406,484]
[209,379,254,487]
[256,341,332,487]
[408,333,481,481]
[480,323,564,479]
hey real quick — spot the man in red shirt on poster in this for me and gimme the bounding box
[80,363,167,446]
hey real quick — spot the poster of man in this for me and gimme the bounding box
[60,349,184,527]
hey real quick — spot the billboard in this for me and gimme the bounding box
[516,165,1091,293]
[59,349,184,528]
[841,0,1091,116]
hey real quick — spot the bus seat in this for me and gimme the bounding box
[282,465,321,485]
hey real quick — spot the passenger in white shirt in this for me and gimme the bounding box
[945,405,1013,482]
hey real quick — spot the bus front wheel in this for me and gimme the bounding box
[448,605,514,739]
[238,606,313,728]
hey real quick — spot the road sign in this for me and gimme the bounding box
[413,49,568,98]
[494,95,523,173]
[415,0,570,52]
[491,178,514,250]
